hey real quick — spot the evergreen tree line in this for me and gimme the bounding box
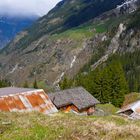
[111,51,140,93]
[0,78,38,89]
[23,79,38,89]
[0,79,11,88]
[60,60,128,107]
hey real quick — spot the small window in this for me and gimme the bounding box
[123,109,134,116]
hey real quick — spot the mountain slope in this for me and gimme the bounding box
[0,0,140,89]
[0,16,38,48]
[61,7,140,94]
[1,0,130,51]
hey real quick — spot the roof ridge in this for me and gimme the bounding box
[48,87,100,111]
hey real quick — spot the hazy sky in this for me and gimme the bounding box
[0,0,61,17]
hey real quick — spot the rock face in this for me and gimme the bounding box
[116,0,139,13]
[91,23,126,70]
[0,36,94,86]
[0,0,140,87]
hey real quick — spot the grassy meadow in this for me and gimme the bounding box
[0,111,140,140]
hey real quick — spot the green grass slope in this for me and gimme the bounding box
[123,93,140,106]
[0,112,140,140]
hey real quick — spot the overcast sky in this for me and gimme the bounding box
[0,0,61,17]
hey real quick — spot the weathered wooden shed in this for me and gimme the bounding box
[48,87,100,115]
[117,100,140,119]
[0,87,58,114]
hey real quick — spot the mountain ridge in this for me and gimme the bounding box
[0,0,140,90]
[0,15,38,48]
[2,0,128,51]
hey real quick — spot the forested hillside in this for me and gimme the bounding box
[60,7,140,107]
[60,59,128,107]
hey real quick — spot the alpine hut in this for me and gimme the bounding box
[117,100,140,119]
[48,87,100,115]
[0,87,58,114]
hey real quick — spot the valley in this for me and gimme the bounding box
[0,16,38,48]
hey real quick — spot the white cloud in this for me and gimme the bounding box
[0,0,61,17]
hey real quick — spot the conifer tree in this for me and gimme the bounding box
[0,79,11,88]
[107,61,128,107]
[23,81,29,88]
[60,59,128,107]
[59,76,73,90]
[33,79,38,89]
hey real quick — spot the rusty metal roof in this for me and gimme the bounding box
[0,87,37,96]
[0,87,58,114]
